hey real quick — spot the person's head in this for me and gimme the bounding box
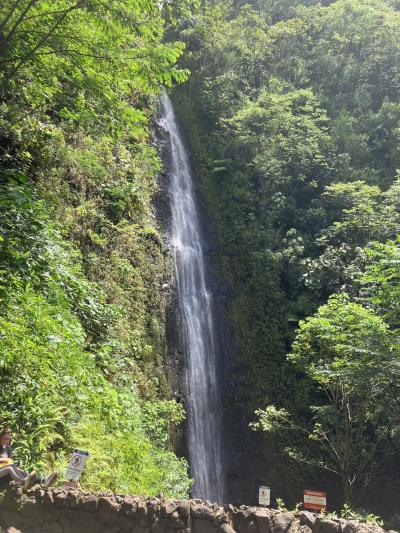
[0,427,12,447]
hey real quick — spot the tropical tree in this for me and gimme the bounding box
[253,294,400,504]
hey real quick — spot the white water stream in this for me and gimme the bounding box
[160,95,225,503]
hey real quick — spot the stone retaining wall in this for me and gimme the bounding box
[0,484,396,533]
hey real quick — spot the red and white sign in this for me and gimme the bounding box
[303,490,327,511]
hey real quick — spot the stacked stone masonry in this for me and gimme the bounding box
[0,485,397,533]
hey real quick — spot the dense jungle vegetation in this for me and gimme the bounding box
[172,0,400,522]
[0,0,193,496]
[2,0,400,524]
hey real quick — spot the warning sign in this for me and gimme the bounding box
[65,449,89,481]
[259,486,271,506]
[303,490,327,511]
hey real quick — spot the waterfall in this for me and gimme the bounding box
[159,94,225,504]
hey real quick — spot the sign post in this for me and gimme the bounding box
[303,490,327,512]
[259,486,271,507]
[64,449,89,488]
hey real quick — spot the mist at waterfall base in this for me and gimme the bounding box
[159,94,225,504]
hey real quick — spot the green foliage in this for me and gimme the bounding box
[290,294,393,384]
[275,498,288,511]
[0,0,192,497]
[0,185,190,495]
[58,398,190,497]
[227,88,333,203]
[319,181,384,246]
[0,0,190,117]
[143,400,186,449]
[340,504,384,527]
[173,0,400,514]
[359,238,400,328]
[255,294,400,504]
[0,175,117,342]
[320,505,384,526]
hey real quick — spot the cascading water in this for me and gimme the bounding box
[159,94,225,504]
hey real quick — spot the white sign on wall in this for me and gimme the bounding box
[65,449,89,481]
[259,486,271,506]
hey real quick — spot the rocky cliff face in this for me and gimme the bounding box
[0,485,396,533]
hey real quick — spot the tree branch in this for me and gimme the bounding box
[22,0,120,22]
[0,0,23,34]
[2,0,39,46]
[6,0,89,78]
